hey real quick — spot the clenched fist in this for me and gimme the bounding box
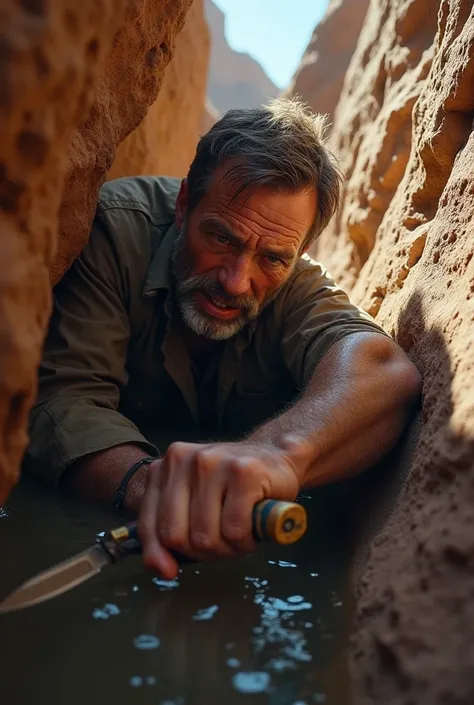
[137,440,302,578]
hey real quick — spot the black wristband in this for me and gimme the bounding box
[112,456,156,511]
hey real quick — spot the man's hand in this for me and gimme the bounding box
[137,441,301,579]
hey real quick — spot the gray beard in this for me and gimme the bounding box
[171,222,282,341]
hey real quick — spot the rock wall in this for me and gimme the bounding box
[0,0,193,504]
[286,0,370,122]
[108,0,210,181]
[296,0,474,702]
[204,0,279,113]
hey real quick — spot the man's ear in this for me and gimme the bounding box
[175,178,188,229]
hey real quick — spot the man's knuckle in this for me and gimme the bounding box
[197,447,219,465]
[223,522,247,542]
[190,531,215,552]
[158,523,185,550]
[167,442,189,461]
[230,459,254,484]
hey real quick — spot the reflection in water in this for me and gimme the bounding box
[0,478,353,704]
[232,671,271,693]
[130,674,157,687]
[153,576,181,590]
[92,602,121,619]
[192,604,219,621]
[133,633,161,649]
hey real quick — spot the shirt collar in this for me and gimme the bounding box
[142,221,177,298]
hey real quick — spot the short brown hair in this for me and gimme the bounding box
[187,98,343,247]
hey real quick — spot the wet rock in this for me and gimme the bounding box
[295,0,474,702]
[286,0,370,122]
[0,0,193,503]
[108,0,210,180]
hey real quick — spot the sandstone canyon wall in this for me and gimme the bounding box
[294,0,474,702]
[204,0,279,113]
[286,0,370,122]
[108,0,210,181]
[0,0,195,503]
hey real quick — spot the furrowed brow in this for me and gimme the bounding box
[266,247,296,262]
[202,217,241,244]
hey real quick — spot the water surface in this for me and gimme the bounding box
[0,478,353,705]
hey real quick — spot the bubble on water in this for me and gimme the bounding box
[304,622,313,629]
[133,634,160,650]
[259,596,312,613]
[287,595,304,604]
[130,676,143,687]
[268,560,276,565]
[92,603,120,620]
[152,577,180,591]
[226,658,241,668]
[232,671,271,694]
[267,658,296,673]
[310,573,318,577]
[245,576,267,588]
[132,585,139,592]
[194,570,200,574]
[192,604,219,621]
[277,560,297,568]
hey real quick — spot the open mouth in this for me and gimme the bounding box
[195,291,241,320]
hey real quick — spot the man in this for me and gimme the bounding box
[26,99,421,579]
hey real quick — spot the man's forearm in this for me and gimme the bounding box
[249,332,421,488]
[60,444,154,512]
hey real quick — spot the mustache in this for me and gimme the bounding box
[177,273,259,316]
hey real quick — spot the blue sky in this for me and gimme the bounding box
[212,0,330,89]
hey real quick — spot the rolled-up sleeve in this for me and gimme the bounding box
[25,217,157,487]
[281,257,390,387]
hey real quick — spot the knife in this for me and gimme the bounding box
[0,499,307,614]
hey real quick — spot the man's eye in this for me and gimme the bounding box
[265,254,281,265]
[214,234,230,245]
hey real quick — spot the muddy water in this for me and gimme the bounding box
[0,478,353,705]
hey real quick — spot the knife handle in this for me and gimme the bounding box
[103,499,307,560]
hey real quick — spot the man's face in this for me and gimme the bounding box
[172,167,317,340]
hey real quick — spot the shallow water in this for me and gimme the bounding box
[0,478,353,705]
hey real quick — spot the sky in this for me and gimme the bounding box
[212,0,330,89]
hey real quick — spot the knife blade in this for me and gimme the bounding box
[0,499,307,614]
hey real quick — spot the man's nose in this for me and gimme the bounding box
[218,255,252,297]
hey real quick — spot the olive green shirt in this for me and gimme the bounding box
[26,176,388,486]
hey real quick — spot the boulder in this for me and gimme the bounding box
[286,0,370,122]
[0,0,193,503]
[108,0,210,181]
